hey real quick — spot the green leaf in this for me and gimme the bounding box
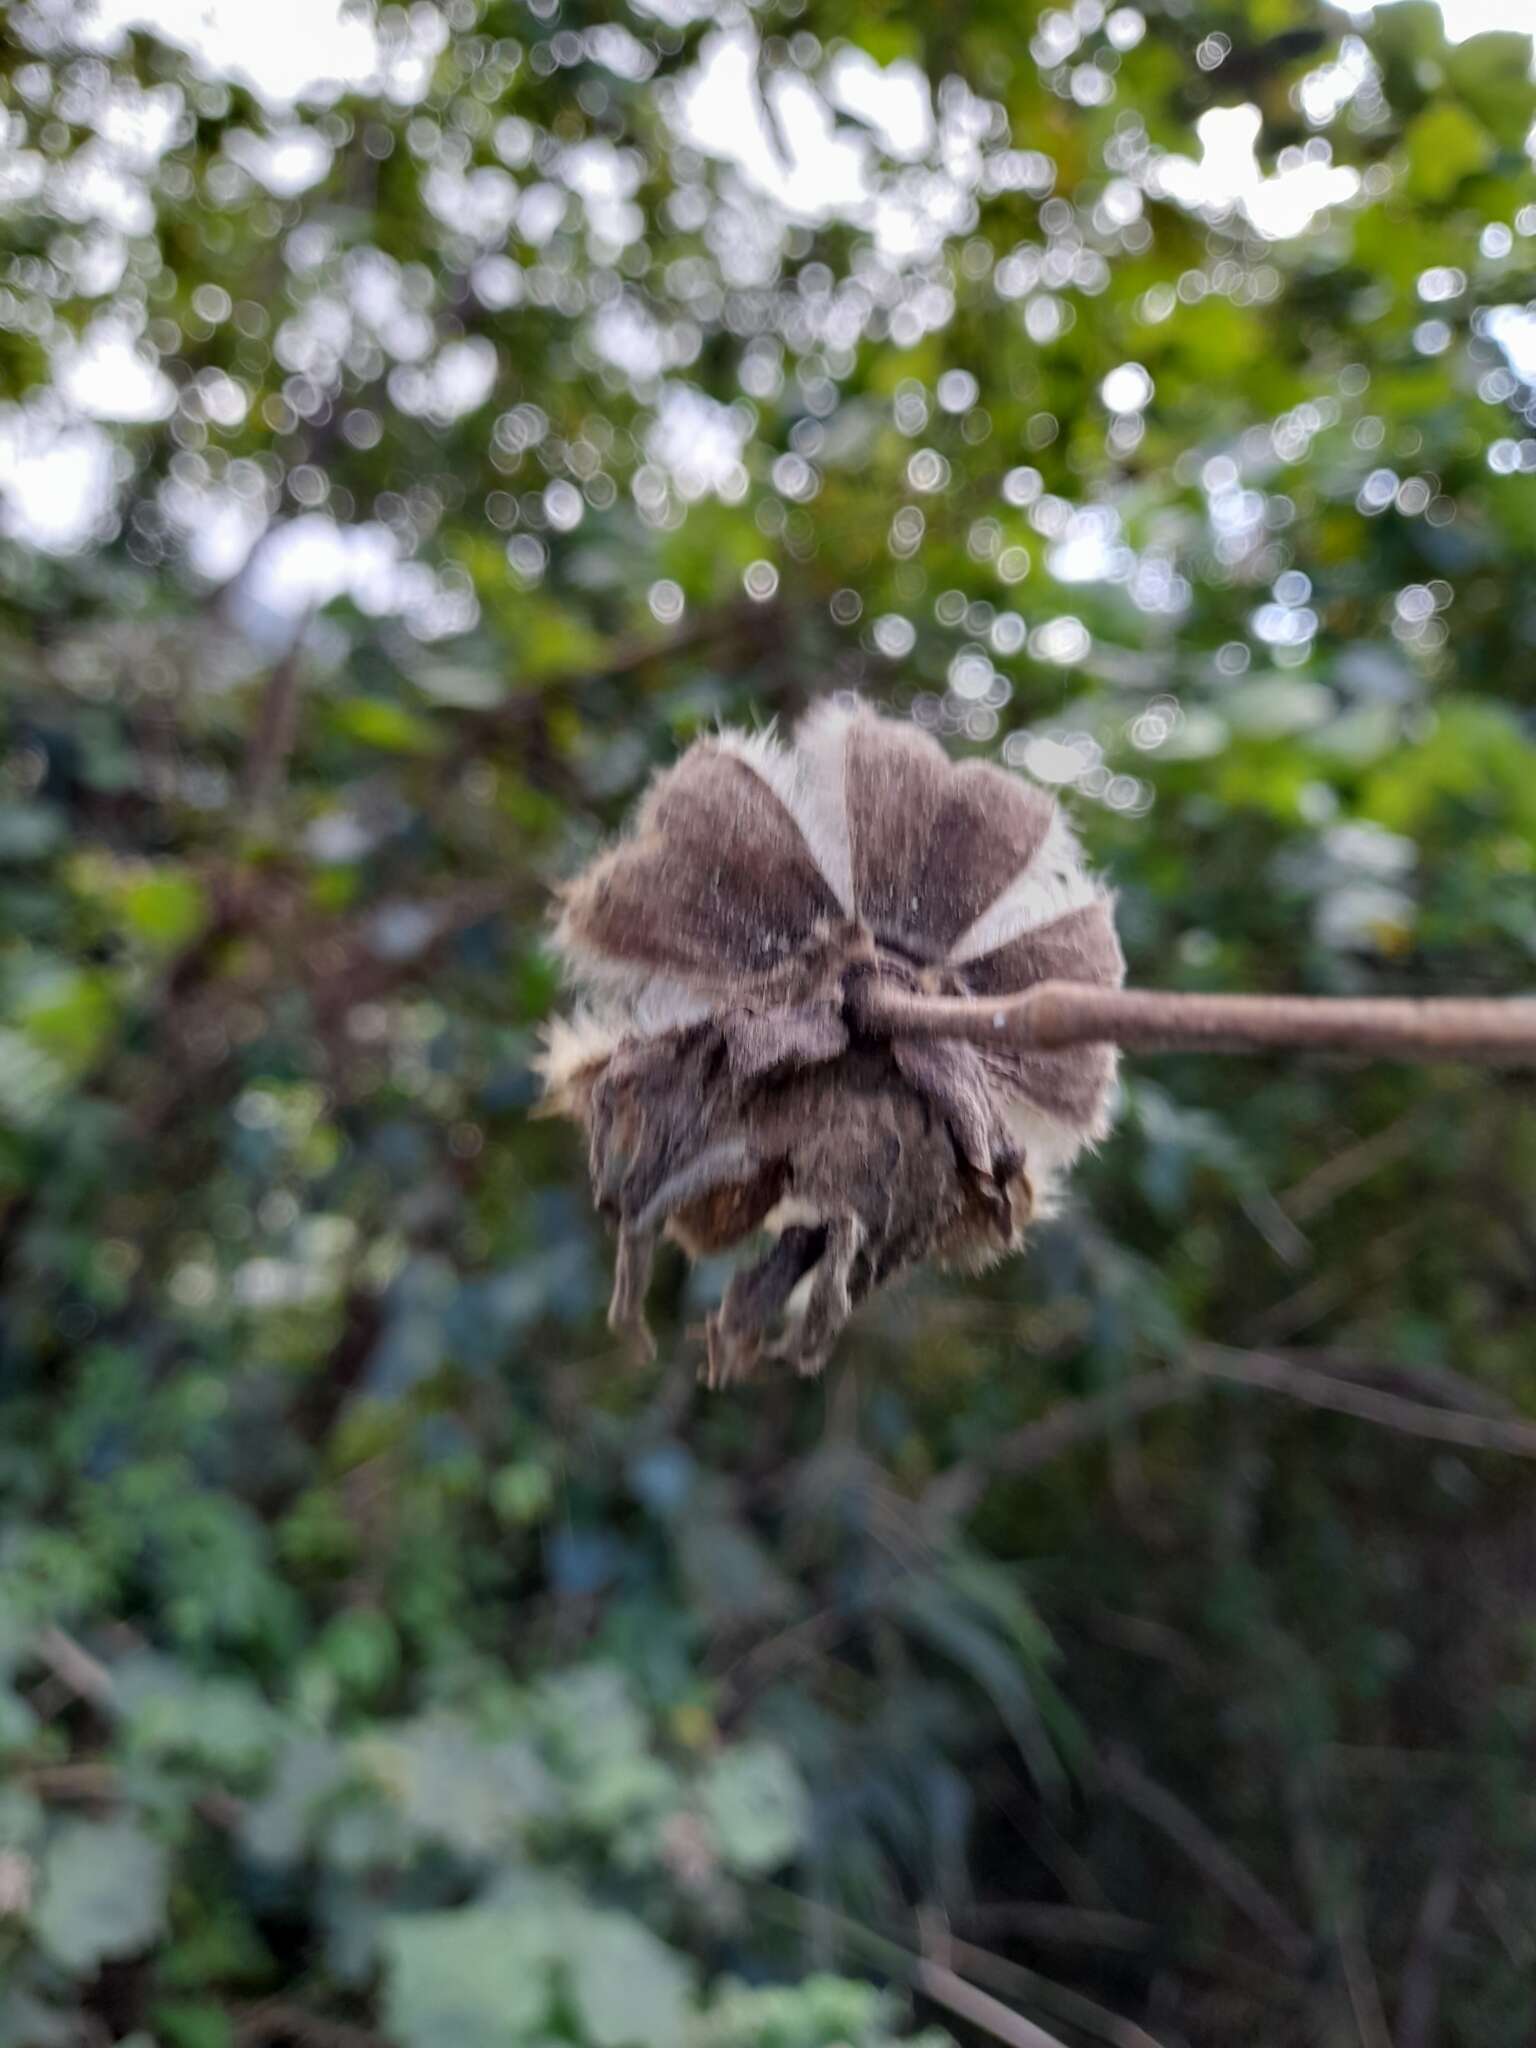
[329,697,444,754]
[359,1713,558,1857]
[1404,103,1493,201]
[382,1910,553,2048]
[121,870,207,950]
[35,1820,168,1973]
[699,1742,810,1876]
[241,1736,349,1865]
[119,1662,282,1773]
[152,2003,236,2048]
[1445,31,1536,147]
[0,804,66,862]
[0,1028,67,1129]
[14,965,116,1070]
[0,1994,77,2048]
[558,1909,692,2048]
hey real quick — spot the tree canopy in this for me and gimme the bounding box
[3,0,1536,2042]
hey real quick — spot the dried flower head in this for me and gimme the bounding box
[536,700,1123,1384]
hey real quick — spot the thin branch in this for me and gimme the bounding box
[235,2003,387,2048]
[240,616,311,823]
[1280,1110,1430,1221]
[712,1607,851,1701]
[851,978,1536,1067]
[988,1375,1200,1472]
[22,1762,119,1801]
[958,1904,1155,1950]
[32,1627,117,1712]
[1192,1345,1536,1457]
[1286,1347,1519,1421]
[955,1901,1307,2011]
[929,1340,1536,1524]
[21,1745,245,1832]
[1335,1889,1392,2048]
[1243,1212,1436,1346]
[925,1374,1201,1520]
[755,1886,1073,2048]
[1395,1812,1471,2048]
[1286,1783,1391,2048]
[1100,1746,1314,1969]
[939,1935,1169,2048]
[913,1959,1076,2048]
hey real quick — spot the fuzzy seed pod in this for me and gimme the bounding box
[536,700,1123,1384]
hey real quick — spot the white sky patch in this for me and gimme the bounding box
[229,514,480,640]
[675,30,870,223]
[76,0,378,105]
[1153,106,1360,238]
[57,322,176,422]
[0,406,118,553]
[645,383,751,500]
[161,480,270,583]
[827,49,934,161]
[1420,0,1536,36]
[1048,506,1127,585]
[91,78,184,165]
[1298,35,1377,125]
[223,126,334,196]
[45,0,1536,120]
[1485,302,1536,381]
[390,335,500,424]
[561,137,645,249]
[240,514,405,620]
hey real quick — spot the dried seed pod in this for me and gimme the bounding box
[536,700,1124,1383]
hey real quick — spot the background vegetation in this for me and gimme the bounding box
[4,0,1536,2041]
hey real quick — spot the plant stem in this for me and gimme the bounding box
[851,979,1536,1065]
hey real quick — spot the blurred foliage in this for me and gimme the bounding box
[3,0,1536,2041]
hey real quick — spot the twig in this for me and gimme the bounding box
[1283,1348,1518,1420]
[21,1762,119,1801]
[940,1935,1169,2048]
[851,978,1536,1067]
[713,1607,851,1699]
[1192,1345,1536,1457]
[1335,1889,1392,2048]
[958,1903,1155,1950]
[32,1627,117,1711]
[241,617,311,823]
[754,1885,1074,2048]
[955,1901,1307,2011]
[930,1338,1536,1524]
[21,1748,245,1832]
[1244,1213,1435,1346]
[1100,1746,1313,1969]
[235,2003,387,2048]
[1396,1812,1471,2048]
[1280,1111,1429,1221]
[926,1375,1202,1519]
[1286,1781,1391,2048]
[913,1959,1076,2048]
[988,1376,1198,1473]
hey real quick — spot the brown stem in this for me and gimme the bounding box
[1192,1344,1536,1456]
[1100,1746,1315,1970]
[1396,1810,1471,2048]
[851,979,1536,1066]
[912,1959,1075,2048]
[240,617,310,823]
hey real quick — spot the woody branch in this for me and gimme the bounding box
[851,979,1536,1067]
